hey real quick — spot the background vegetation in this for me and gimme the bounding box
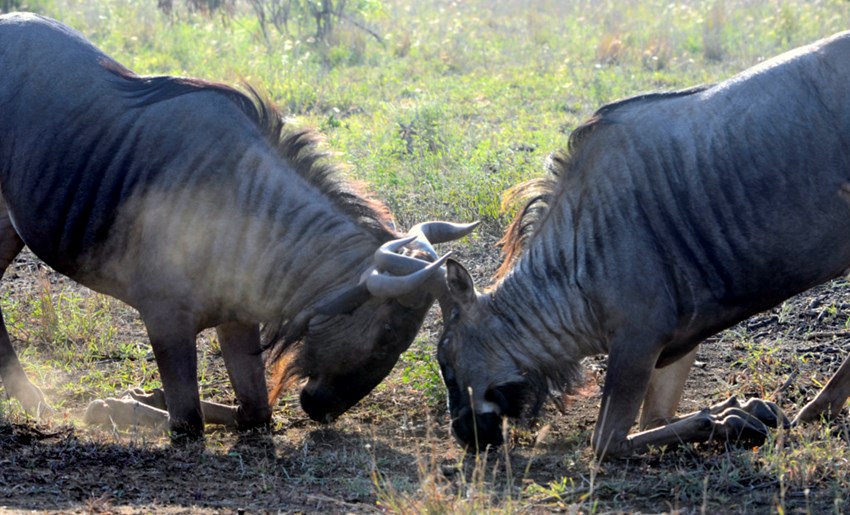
[3,0,850,512]
[9,0,848,230]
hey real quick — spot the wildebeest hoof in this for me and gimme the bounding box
[737,398,789,429]
[167,427,205,444]
[167,415,205,442]
[15,382,54,418]
[713,408,770,446]
[710,396,789,429]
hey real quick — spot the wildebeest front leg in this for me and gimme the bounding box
[84,396,170,430]
[638,349,789,433]
[592,340,659,459]
[85,387,246,430]
[593,340,787,459]
[626,398,786,455]
[140,305,204,438]
[214,321,271,429]
[87,322,270,432]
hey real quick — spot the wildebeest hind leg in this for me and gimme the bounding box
[0,204,51,417]
[793,353,850,424]
[639,347,698,430]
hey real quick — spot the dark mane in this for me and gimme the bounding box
[495,150,565,281]
[104,62,395,242]
[591,84,710,118]
[495,85,709,280]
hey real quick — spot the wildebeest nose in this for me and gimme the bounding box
[451,409,504,451]
[300,386,342,423]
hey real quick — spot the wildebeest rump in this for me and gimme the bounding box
[437,31,850,458]
[0,13,475,436]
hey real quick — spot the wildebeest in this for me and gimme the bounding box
[0,13,476,437]
[437,31,850,458]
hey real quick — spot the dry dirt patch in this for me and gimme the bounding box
[2,242,850,513]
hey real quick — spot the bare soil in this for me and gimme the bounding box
[2,239,850,514]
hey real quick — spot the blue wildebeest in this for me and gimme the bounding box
[437,31,850,458]
[0,13,476,437]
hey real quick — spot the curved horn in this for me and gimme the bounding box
[376,235,418,256]
[401,221,479,260]
[300,222,477,321]
[366,252,451,298]
[409,221,479,244]
[374,235,435,275]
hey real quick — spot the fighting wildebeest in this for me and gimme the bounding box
[437,31,850,458]
[0,13,476,437]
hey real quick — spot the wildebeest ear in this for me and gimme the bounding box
[446,259,477,308]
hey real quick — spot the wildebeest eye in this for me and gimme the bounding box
[485,382,527,419]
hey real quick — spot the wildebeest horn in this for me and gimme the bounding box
[303,221,477,319]
[306,252,450,319]
[374,235,436,275]
[402,221,479,260]
[365,252,451,298]
[410,221,479,244]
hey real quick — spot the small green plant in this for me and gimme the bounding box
[397,340,444,406]
[732,339,796,399]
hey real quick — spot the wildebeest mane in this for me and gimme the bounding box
[495,150,565,281]
[495,85,709,281]
[105,63,395,242]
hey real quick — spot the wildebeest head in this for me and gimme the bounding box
[267,223,477,423]
[436,259,548,451]
[296,290,432,422]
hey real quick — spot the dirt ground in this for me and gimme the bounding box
[1,238,850,513]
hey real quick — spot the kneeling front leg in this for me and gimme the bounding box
[625,396,788,457]
[593,338,789,460]
[86,321,272,433]
[85,387,244,430]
